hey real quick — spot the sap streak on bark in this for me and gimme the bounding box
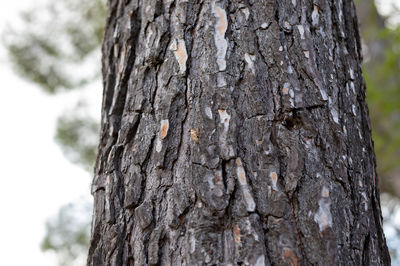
[88,0,390,265]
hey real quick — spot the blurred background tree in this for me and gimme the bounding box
[2,0,399,265]
[357,0,400,196]
[3,0,105,265]
[41,199,92,266]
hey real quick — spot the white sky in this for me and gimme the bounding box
[0,1,96,265]
[0,64,94,266]
[376,0,400,27]
[0,1,399,266]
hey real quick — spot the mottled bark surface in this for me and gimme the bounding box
[88,0,390,265]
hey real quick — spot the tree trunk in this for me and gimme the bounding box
[88,0,390,265]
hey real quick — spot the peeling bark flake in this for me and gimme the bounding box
[314,186,333,232]
[160,119,169,139]
[244,53,256,75]
[236,158,256,212]
[212,2,228,71]
[171,39,188,73]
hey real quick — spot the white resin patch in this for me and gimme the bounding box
[361,192,368,211]
[320,89,328,101]
[352,104,357,116]
[314,186,333,232]
[236,163,247,186]
[218,109,235,157]
[241,8,250,20]
[155,137,163,153]
[338,0,344,22]
[243,189,256,211]
[311,5,319,26]
[284,21,291,31]
[205,106,213,119]
[255,255,266,266]
[190,233,196,253]
[289,88,294,98]
[350,82,355,94]
[212,2,228,71]
[206,174,215,189]
[297,25,305,39]
[236,158,256,212]
[330,108,339,124]
[349,68,354,79]
[218,109,231,133]
[170,39,177,50]
[217,73,227,87]
[244,53,256,75]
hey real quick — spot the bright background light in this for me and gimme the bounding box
[376,0,400,27]
[0,1,94,265]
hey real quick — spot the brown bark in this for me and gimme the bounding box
[88,0,390,265]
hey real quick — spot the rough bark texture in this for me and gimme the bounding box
[88,0,390,265]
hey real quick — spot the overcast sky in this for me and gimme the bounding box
[0,1,399,266]
[0,1,94,265]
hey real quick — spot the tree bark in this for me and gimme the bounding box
[88,0,390,265]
